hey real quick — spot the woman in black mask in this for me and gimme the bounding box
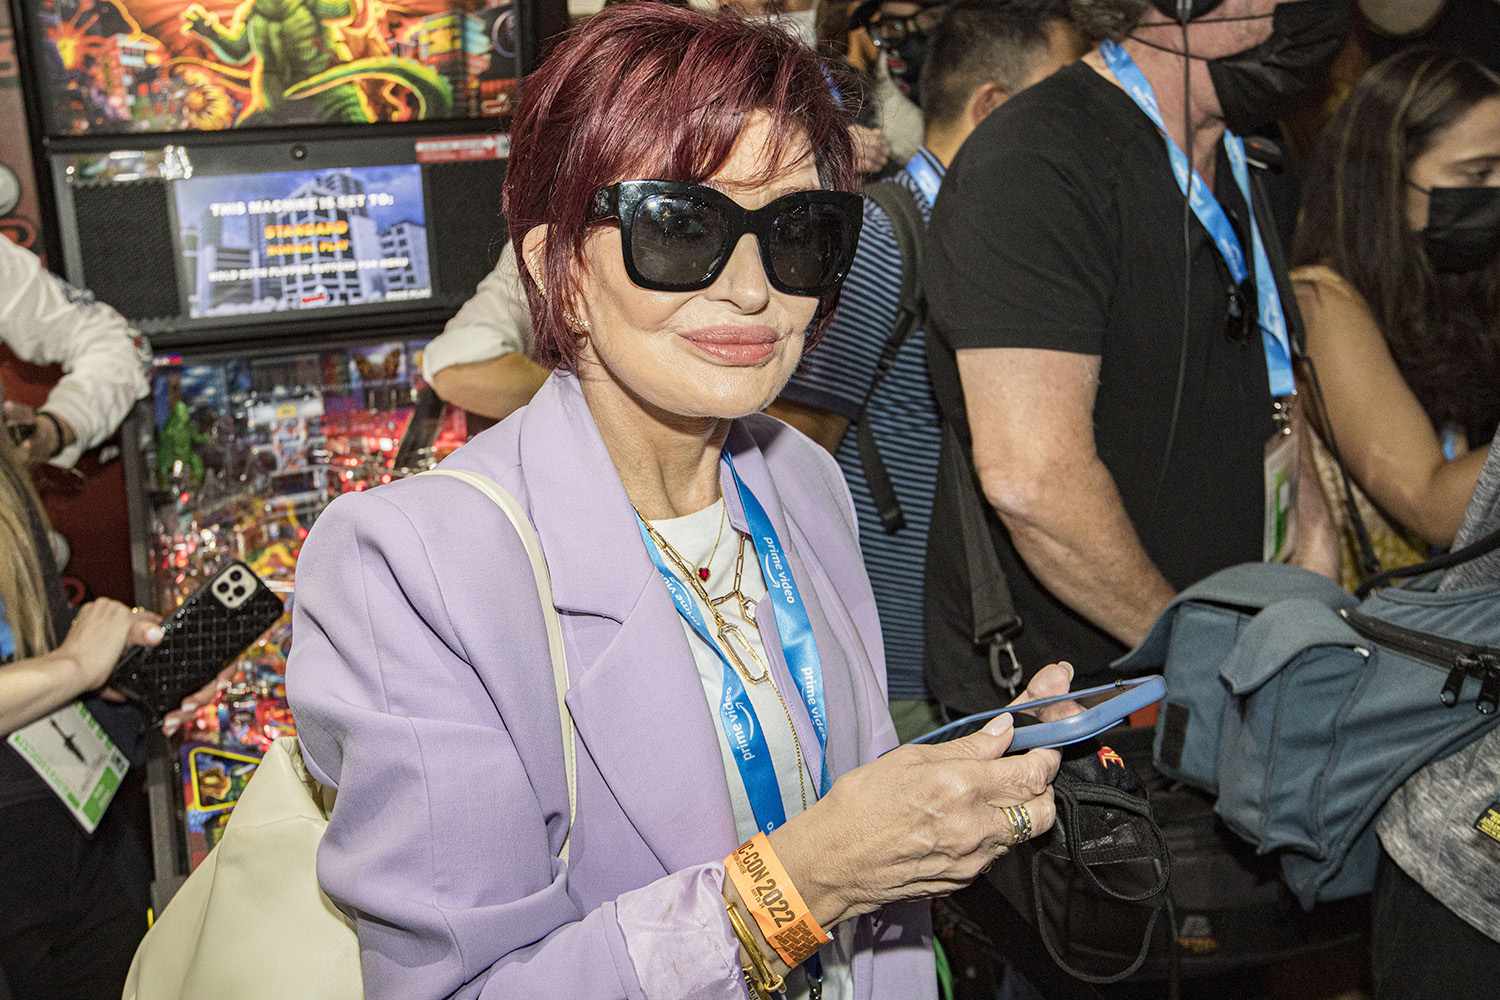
[1292,48,1500,589]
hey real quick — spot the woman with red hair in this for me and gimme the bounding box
[288,5,1067,998]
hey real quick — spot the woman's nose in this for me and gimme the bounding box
[707,233,773,313]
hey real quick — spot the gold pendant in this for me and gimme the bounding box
[718,622,770,684]
[711,590,758,627]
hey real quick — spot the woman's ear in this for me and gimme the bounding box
[520,224,550,295]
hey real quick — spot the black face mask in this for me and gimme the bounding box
[887,34,929,105]
[1206,1,1349,135]
[1421,185,1500,273]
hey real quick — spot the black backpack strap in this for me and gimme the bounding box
[942,421,1025,695]
[1356,523,1500,598]
[1247,163,1382,582]
[868,178,1024,693]
[856,179,926,534]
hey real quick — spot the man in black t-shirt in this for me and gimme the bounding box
[923,0,1346,713]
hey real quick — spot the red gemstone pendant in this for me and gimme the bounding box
[698,567,711,581]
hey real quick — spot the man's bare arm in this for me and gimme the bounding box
[765,398,850,455]
[430,354,549,422]
[958,346,1175,648]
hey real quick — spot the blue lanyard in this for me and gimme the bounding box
[1100,41,1295,399]
[636,455,832,835]
[728,457,831,800]
[902,148,944,209]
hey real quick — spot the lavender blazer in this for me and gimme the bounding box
[287,373,936,999]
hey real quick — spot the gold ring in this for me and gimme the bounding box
[1004,803,1034,845]
[130,606,146,615]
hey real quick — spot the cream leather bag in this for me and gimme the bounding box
[123,470,576,1000]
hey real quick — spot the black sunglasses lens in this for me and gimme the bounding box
[768,201,853,293]
[630,193,727,288]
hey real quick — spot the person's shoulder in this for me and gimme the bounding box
[305,430,531,568]
[744,414,850,502]
[1292,263,1385,352]
[1291,263,1367,305]
[954,63,1140,180]
[742,413,860,546]
[855,190,901,249]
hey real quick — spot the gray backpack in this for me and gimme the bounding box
[1114,531,1500,909]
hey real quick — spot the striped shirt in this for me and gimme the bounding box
[781,150,943,700]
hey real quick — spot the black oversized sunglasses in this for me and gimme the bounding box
[587,180,863,297]
[868,7,945,48]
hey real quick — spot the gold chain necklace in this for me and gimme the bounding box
[636,508,810,813]
[710,535,759,627]
[694,504,729,583]
[637,511,771,684]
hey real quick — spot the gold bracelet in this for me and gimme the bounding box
[725,897,785,999]
[724,833,830,969]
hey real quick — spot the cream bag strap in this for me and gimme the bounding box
[426,468,576,854]
[123,470,574,1000]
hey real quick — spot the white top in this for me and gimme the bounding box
[649,499,854,1000]
[0,236,150,467]
[420,241,533,383]
[873,54,924,165]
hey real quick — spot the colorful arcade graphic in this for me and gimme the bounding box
[29,0,518,134]
[173,163,431,317]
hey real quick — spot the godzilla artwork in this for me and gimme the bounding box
[28,0,518,133]
[179,0,450,125]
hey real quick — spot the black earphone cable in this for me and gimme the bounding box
[1155,5,1195,503]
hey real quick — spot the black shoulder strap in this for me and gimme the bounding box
[866,178,1025,693]
[1356,523,1500,598]
[1247,165,1382,582]
[855,180,926,534]
[942,422,1025,695]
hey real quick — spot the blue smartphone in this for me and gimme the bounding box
[909,676,1165,751]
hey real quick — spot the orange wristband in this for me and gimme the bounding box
[723,832,830,969]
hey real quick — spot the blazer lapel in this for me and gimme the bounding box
[564,577,740,872]
[518,375,738,872]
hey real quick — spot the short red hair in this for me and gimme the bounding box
[503,2,859,372]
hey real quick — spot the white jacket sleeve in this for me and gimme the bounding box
[0,237,151,467]
[421,241,533,383]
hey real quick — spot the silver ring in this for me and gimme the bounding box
[1004,803,1034,845]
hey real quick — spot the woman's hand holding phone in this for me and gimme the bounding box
[766,662,1076,931]
[55,599,163,694]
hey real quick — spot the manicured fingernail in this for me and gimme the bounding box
[162,719,180,736]
[1060,661,1075,680]
[146,626,165,642]
[180,700,197,711]
[984,713,1014,735]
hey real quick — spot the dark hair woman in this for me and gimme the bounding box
[286,5,1072,999]
[1292,48,1500,589]
[0,432,164,999]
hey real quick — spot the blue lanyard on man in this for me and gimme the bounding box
[1100,40,1295,399]
[902,147,945,210]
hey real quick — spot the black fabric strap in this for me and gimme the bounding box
[1030,777,1172,984]
[1356,523,1500,598]
[854,180,926,534]
[942,421,1025,694]
[863,177,1024,692]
